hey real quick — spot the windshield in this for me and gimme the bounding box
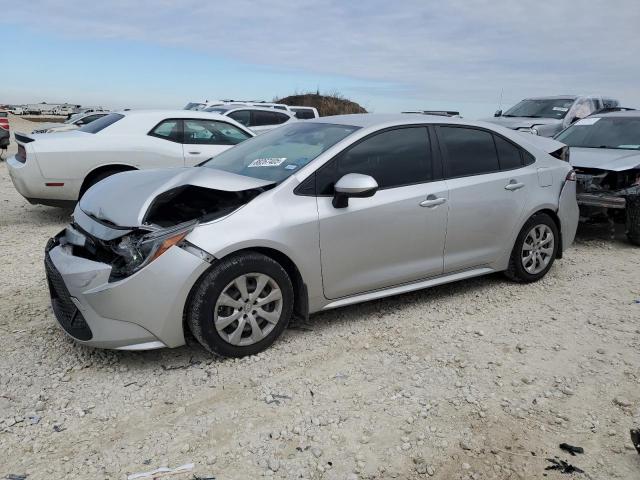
[555,116,640,150]
[79,113,124,134]
[184,102,206,111]
[503,98,574,119]
[203,122,359,182]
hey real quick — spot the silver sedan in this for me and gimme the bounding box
[45,114,579,357]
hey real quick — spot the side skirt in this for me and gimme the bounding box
[321,267,495,311]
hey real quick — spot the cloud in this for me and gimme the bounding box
[4,0,640,111]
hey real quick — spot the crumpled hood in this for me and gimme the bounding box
[570,147,640,172]
[483,116,561,129]
[79,167,275,227]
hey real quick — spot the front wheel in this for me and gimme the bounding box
[187,252,294,357]
[504,213,559,283]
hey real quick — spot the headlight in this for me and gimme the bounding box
[109,220,197,280]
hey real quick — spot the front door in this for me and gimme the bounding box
[316,126,449,299]
[182,119,252,166]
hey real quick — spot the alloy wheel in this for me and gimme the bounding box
[214,273,283,346]
[521,224,554,274]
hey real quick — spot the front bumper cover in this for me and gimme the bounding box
[44,231,210,349]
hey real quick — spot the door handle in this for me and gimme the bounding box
[188,151,201,155]
[505,181,525,191]
[420,196,447,208]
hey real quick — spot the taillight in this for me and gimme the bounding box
[16,145,27,164]
[550,145,570,162]
[566,170,576,181]
[0,119,9,131]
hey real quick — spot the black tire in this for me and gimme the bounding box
[625,196,640,246]
[187,252,294,357]
[504,213,559,283]
[79,169,125,199]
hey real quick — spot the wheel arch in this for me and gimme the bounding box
[183,245,309,337]
[79,163,138,198]
[528,207,563,259]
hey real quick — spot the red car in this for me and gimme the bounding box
[0,111,9,150]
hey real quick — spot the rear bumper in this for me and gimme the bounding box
[558,180,579,252]
[44,234,210,350]
[7,155,81,204]
[577,192,626,209]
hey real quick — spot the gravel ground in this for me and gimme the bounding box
[1,116,639,479]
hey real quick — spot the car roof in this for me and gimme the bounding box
[116,109,238,120]
[589,110,640,119]
[309,113,477,128]
[522,95,577,101]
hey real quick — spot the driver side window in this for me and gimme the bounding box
[183,119,251,145]
[315,127,432,195]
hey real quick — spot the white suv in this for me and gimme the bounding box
[204,105,296,134]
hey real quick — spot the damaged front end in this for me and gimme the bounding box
[68,168,276,280]
[575,167,640,218]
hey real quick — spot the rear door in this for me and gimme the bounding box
[316,126,448,299]
[144,118,186,167]
[182,119,252,165]
[436,126,531,272]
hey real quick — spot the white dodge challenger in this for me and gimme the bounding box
[7,110,255,206]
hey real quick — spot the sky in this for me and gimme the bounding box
[2,0,640,119]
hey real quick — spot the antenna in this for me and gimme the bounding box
[498,88,504,110]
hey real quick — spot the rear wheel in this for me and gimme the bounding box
[505,213,558,283]
[79,168,129,199]
[625,196,640,246]
[187,252,294,357]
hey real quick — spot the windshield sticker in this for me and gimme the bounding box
[552,107,569,112]
[576,118,600,126]
[284,164,298,170]
[248,157,287,167]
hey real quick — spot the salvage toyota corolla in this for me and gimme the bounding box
[45,114,579,357]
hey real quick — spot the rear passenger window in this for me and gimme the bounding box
[251,110,289,126]
[316,127,432,193]
[439,127,499,178]
[494,135,523,170]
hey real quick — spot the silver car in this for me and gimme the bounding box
[45,114,579,357]
[554,110,640,245]
[486,95,620,137]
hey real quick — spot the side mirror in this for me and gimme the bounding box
[494,109,502,117]
[332,173,378,208]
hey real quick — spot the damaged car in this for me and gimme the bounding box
[555,110,640,245]
[486,95,619,137]
[45,115,579,357]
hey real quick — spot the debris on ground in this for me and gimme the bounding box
[6,475,28,480]
[559,443,584,456]
[545,458,584,474]
[127,463,194,479]
[630,429,640,454]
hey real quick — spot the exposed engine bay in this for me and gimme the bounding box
[64,184,273,281]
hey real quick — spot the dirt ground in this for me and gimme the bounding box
[1,116,639,479]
